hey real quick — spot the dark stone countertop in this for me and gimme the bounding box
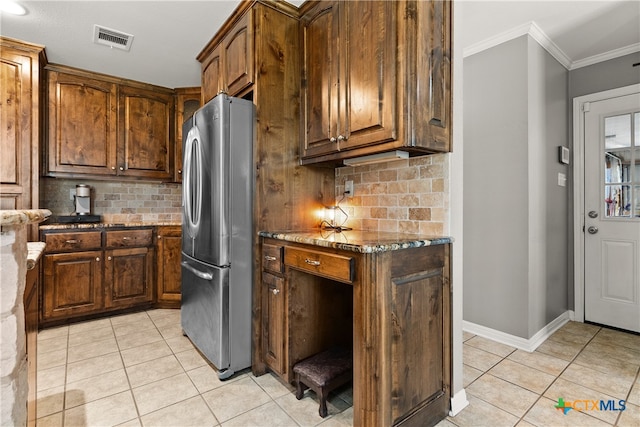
[259,229,452,254]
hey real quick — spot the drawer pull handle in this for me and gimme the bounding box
[305,259,321,266]
[271,289,280,295]
[122,237,131,240]
[65,239,78,244]
[264,255,277,261]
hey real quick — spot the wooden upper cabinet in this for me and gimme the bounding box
[201,43,223,104]
[45,65,175,180]
[47,71,118,176]
[199,9,253,102]
[301,1,395,159]
[0,37,43,218]
[300,0,451,165]
[300,2,339,158]
[175,87,201,183]
[119,85,173,180]
[224,11,253,97]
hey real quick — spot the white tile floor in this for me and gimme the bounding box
[442,321,640,427]
[35,309,640,427]
[35,309,353,427]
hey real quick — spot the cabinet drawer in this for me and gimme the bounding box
[284,247,354,284]
[105,229,153,248]
[44,231,102,252]
[262,244,283,274]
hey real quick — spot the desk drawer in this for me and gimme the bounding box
[284,246,354,284]
[262,244,283,274]
[105,229,153,248]
[44,231,102,252]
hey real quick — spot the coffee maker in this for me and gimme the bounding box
[73,184,91,215]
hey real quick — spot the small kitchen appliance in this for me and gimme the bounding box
[74,184,91,215]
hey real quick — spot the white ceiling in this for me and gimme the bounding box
[1,0,639,88]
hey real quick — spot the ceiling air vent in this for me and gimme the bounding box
[93,25,134,51]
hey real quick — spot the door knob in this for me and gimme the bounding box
[588,211,598,218]
[588,226,598,234]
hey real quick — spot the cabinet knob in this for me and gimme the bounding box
[337,135,346,142]
[111,166,116,170]
[178,170,182,174]
[264,255,277,261]
[271,288,280,295]
[330,137,337,143]
[107,256,112,261]
[96,257,100,262]
[119,166,124,171]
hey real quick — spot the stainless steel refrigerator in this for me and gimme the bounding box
[181,93,254,380]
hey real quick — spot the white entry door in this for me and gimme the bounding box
[584,92,640,333]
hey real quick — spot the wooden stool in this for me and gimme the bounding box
[293,347,353,418]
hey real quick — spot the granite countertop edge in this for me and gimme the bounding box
[259,230,453,253]
[40,221,182,230]
[0,209,52,226]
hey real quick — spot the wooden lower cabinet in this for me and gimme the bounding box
[156,226,182,307]
[40,227,158,326]
[258,237,451,427]
[262,272,286,375]
[25,260,39,427]
[42,250,103,321]
[104,247,154,309]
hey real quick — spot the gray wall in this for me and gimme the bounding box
[565,52,640,310]
[464,37,530,338]
[570,52,640,99]
[463,35,569,339]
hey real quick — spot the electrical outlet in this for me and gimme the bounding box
[345,180,354,197]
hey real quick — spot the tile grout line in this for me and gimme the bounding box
[112,312,146,426]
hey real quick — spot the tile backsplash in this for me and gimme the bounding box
[41,178,182,223]
[335,153,449,235]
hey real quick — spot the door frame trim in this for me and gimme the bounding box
[572,83,640,322]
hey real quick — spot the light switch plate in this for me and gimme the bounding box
[558,173,566,187]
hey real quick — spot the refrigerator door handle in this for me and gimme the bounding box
[181,261,213,280]
[183,126,203,239]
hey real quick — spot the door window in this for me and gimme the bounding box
[603,112,639,218]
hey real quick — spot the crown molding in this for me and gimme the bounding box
[463,21,571,69]
[463,21,639,71]
[569,42,640,70]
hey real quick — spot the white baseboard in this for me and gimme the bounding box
[449,389,469,416]
[462,311,572,352]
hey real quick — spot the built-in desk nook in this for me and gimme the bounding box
[255,230,452,427]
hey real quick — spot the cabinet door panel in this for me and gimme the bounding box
[0,54,25,186]
[411,0,451,151]
[224,11,253,96]
[201,44,222,104]
[390,271,443,423]
[262,272,285,375]
[157,228,182,304]
[43,251,103,320]
[342,0,396,150]
[105,247,154,308]
[47,72,118,175]
[119,86,173,179]
[301,2,339,157]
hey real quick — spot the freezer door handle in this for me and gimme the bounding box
[181,261,213,280]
